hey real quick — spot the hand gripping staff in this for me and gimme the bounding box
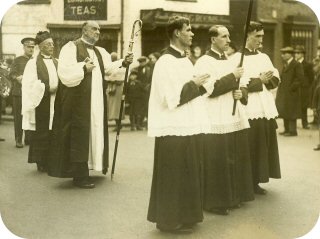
[111,20,142,180]
[232,0,254,115]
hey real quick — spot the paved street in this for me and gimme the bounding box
[0,119,320,239]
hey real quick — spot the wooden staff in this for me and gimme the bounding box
[232,0,254,115]
[111,19,142,180]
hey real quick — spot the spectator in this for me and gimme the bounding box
[133,56,152,127]
[295,46,314,129]
[226,42,238,56]
[276,46,304,136]
[127,70,144,130]
[189,45,202,65]
[311,58,320,150]
[106,52,126,131]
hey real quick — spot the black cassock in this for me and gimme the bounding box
[28,55,58,168]
[47,39,109,178]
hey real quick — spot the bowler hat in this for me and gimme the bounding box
[21,37,36,45]
[280,46,294,54]
[294,46,306,53]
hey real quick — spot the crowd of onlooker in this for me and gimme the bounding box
[1,44,320,150]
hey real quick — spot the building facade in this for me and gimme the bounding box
[1,0,229,62]
[230,0,319,68]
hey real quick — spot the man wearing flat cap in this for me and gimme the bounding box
[9,37,35,148]
[133,56,151,129]
[47,21,133,189]
[295,46,314,129]
[276,46,304,136]
[22,31,59,172]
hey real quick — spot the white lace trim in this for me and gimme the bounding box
[148,125,212,137]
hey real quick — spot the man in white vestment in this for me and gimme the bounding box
[22,31,58,172]
[47,21,133,189]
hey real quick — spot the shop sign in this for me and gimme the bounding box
[64,0,107,20]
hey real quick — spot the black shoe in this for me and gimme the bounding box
[136,126,143,131]
[0,137,5,142]
[279,131,288,135]
[73,178,95,189]
[156,223,193,234]
[254,185,267,195]
[16,142,24,148]
[37,164,47,172]
[314,145,320,151]
[283,132,297,136]
[230,203,241,209]
[208,207,230,215]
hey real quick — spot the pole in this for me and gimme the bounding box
[111,20,142,180]
[232,0,254,115]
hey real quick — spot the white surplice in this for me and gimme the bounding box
[22,56,58,131]
[57,41,123,171]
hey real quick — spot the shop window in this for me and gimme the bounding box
[291,29,314,61]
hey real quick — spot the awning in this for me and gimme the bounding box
[140,8,230,30]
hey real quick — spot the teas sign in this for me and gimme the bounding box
[64,0,107,20]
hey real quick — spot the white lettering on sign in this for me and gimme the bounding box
[71,5,97,15]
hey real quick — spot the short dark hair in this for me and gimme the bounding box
[246,21,264,34]
[166,16,190,39]
[208,25,226,42]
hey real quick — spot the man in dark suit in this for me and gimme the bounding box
[294,46,314,129]
[276,46,304,136]
[9,37,35,148]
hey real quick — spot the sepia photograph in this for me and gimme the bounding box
[0,0,319,238]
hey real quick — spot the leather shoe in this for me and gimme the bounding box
[0,137,5,142]
[156,223,193,234]
[73,178,95,189]
[279,131,288,135]
[314,145,320,151]
[16,142,24,148]
[208,207,230,215]
[254,185,267,195]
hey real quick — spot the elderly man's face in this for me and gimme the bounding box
[83,21,100,44]
[39,38,54,56]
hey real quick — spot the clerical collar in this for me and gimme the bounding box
[81,37,95,49]
[242,48,259,56]
[41,54,52,59]
[162,45,186,58]
[206,48,227,60]
[170,44,186,57]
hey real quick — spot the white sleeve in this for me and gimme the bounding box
[21,59,45,114]
[57,41,86,87]
[194,56,218,95]
[97,47,124,78]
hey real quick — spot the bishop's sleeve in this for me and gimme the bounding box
[21,59,45,114]
[58,41,86,87]
[97,47,124,78]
